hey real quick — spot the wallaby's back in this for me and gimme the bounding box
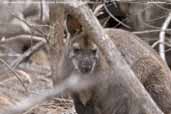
[106,28,171,114]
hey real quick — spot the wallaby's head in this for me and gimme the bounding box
[69,34,99,74]
[66,15,99,74]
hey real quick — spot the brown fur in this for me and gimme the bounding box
[72,29,171,114]
[106,29,171,114]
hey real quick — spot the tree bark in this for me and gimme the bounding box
[48,3,65,84]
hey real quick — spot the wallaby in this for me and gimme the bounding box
[53,15,171,114]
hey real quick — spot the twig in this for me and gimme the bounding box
[0,54,21,58]
[8,11,49,40]
[133,29,171,34]
[11,40,46,68]
[152,40,171,48]
[0,35,46,44]
[159,12,171,63]
[0,59,28,93]
[93,4,104,16]
[165,48,171,53]
[103,0,131,29]
[103,16,111,27]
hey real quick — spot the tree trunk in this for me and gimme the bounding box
[48,3,65,84]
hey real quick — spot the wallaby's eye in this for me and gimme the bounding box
[73,48,81,53]
[92,49,97,55]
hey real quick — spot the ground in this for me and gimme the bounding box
[0,63,76,114]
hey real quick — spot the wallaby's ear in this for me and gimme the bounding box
[66,15,82,36]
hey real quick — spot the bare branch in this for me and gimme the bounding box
[10,40,46,68]
[159,12,171,63]
[103,1,131,29]
[0,35,46,44]
[133,29,171,35]
[9,11,49,39]
[0,59,28,92]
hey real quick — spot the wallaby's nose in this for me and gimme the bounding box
[79,58,92,74]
